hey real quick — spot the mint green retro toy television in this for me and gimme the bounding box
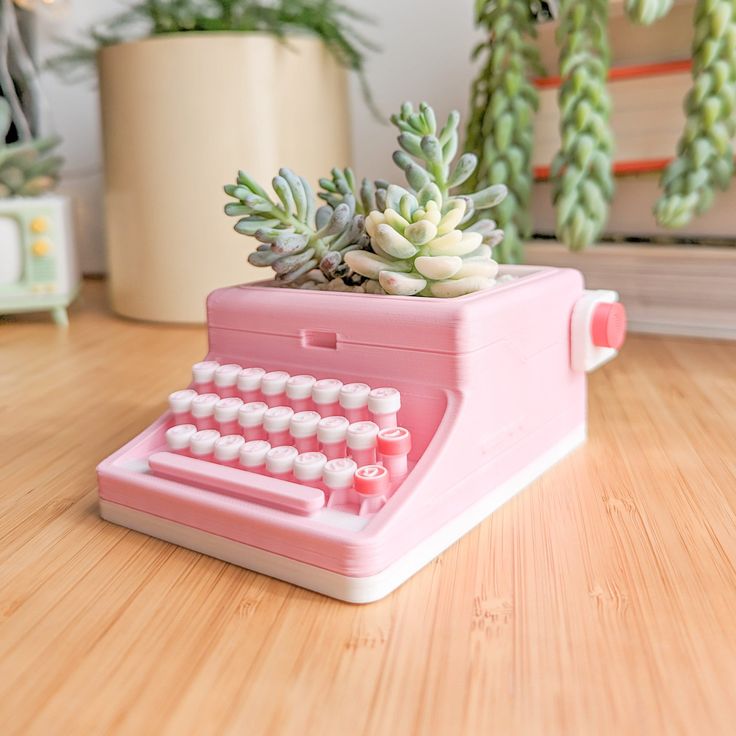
[0,195,79,325]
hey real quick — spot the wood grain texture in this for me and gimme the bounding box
[1,280,735,736]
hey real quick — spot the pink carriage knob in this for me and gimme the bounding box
[165,423,197,454]
[190,393,220,430]
[237,367,266,402]
[591,302,627,350]
[261,371,290,407]
[293,451,328,488]
[346,421,380,467]
[286,375,317,412]
[214,397,243,436]
[289,411,321,453]
[265,445,299,480]
[354,464,391,497]
[214,434,245,466]
[368,387,401,429]
[317,415,349,459]
[263,406,295,447]
[237,401,268,441]
[322,457,358,494]
[189,429,220,460]
[213,363,242,398]
[339,383,372,423]
[239,439,271,473]
[168,389,197,424]
[377,426,412,481]
[312,378,343,417]
[191,361,219,393]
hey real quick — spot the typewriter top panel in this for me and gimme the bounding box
[207,265,579,355]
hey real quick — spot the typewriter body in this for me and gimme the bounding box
[97,265,625,602]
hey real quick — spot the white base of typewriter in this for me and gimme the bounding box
[100,425,586,603]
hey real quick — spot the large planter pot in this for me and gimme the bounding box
[98,33,351,323]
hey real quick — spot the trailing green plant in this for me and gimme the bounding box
[624,0,674,25]
[551,0,615,250]
[652,0,736,228]
[465,0,543,264]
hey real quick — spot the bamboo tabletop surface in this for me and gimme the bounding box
[1,280,735,736]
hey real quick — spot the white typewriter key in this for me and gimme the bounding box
[312,378,343,417]
[168,389,197,424]
[368,387,402,429]
[317,415,350,459]
[192,361,219,393]
[261,371,290,407]
[346,421,380,467]
[237,401,268,440]
[165,424,197,454]
[265,445,299,479]
[289,411,321,453]
[377,426,412,482]
[263,405,295,447]
[237,367,266,402]
[190,393,220,430]
[339,383,371,423]
[189,429,220,459]
[286,374,317,412]
[293,451,328,488]
[322,457,358,493]
[214,434,246,466]
[239,439,271,473]
[214,397,243,436]
[213,363,242,398]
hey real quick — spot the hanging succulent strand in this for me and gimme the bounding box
[0,0,32,141]
[465,0,542,264]
[551,0,615,250]
[653,0,736,228]
[624,0,674,25]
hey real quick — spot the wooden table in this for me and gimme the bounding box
[2,281,735,735]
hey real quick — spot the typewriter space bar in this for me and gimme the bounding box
[148,452,325,516]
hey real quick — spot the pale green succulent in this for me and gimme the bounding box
[624,0,674,25]
[0,100,63,198]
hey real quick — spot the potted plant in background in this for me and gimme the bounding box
[50,0,375,323]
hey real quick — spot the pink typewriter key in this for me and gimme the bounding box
[322,457,357,496]
[165,423,197,454]
[286,374,317,412]
[312,378,343,417]
[237,401,268,440]
[214,397,243,436]
[168,389,197,424]
[214,434,245,466]
[263,406,294,447]
[289,411,321,453]
[368,387,402,429]
[346,421,380,467]
[192,361,219,394]
[189,429,220,460]
[239,439,271,473]
[237,367,266,402]
[293,452,328,488]
[265,445,299,480]
[354,464,391,497]
[377,426,412,481]
[317,415,349,459]
[190,393,220,430]
[213,363,242,398]
[339,383,371,423]
[261,371,290,407]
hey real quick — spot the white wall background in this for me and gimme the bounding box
[34,0,480,273]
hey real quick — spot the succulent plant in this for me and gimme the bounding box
[224,167,375,288]
[653,0,736,228]
[0,99,63,198]
[465,0,543,264]
[624,0,674,25]
[344,102,508,297]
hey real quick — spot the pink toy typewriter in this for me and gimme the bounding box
[97,265,626,602]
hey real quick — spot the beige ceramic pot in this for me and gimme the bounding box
[98,33,351,322]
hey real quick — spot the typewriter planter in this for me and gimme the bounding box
[97,264,625,602]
